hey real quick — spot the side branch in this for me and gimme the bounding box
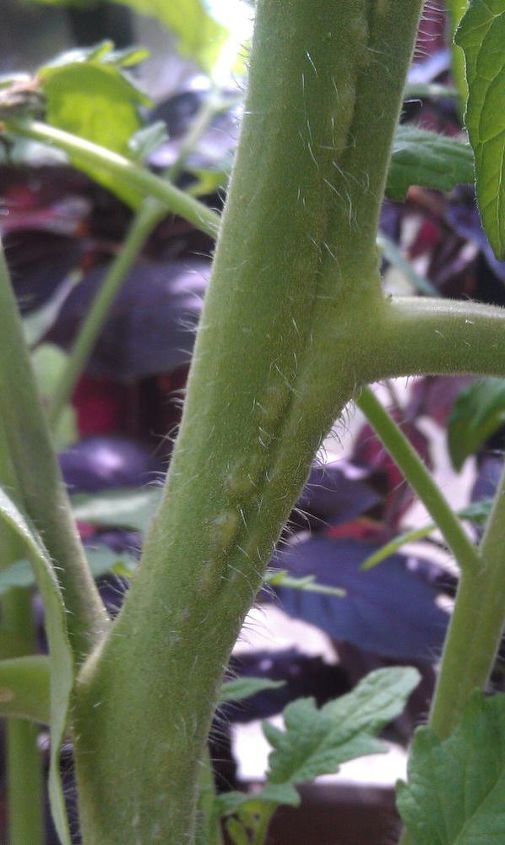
[365,297,505,382]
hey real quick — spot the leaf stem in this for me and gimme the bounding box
[5,119,220,238]
[48,198,165,427]
[0,247,108,658]
[0,429,44,844]
[357,386,481,573]
[428,462,505,738]
[368,296,505,381]
[48,93,223,427]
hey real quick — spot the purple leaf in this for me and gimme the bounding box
[295,461,381,528]
[48,259,209,380]
[271,537,448,661]
[59,435,163,492]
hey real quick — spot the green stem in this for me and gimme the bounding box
[428,462,505,738]
[73,3,425,843]
[49,93,223,427]
[0,247,108,658]
[377,233,439,296]
[196,749,224,845]
[48,198,166,426]
[3,592,45,845]
[398,464,505,845]
[357,387,480,573]
[367,296,505,381]
[446,0,469,116]
[5,119,220,239]
[0,430,45,844]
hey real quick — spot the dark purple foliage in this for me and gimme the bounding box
[59,435,163,492]
[48,259,209,380]
[271,537,449,661]
[293,460,381,530]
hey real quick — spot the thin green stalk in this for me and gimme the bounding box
[357,386,481,573]
[446,0,469,116]
[49,94,223,427]
[5,119,220,239]
[0,429,44,844]
[4,591,45,845]
[48,198,166,427]
[429,462,505,737]
[0,247,107,657]
[377,233,439,296]
[73,3,425,843]
[398,462,505,845]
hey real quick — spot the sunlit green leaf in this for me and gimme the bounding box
[0,487,73,844]
[456,0,505,259]
[397,692,505,844]
[38,43,151,206]
[110,0,229,73]
[448,377,505,470]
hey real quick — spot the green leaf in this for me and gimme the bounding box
[85,545,138,578]
[22,278,75,348]
[448,377,505,470]
[38,43,151,206]
[362,498,493,570]
[456,1,505,259]
[71,487,161,533]
[0,547,138,594]
[219,677,285,704]
[386,125,474,201]
[263,667,419,804]
[0,487,73,844]
[446,0,470,111]
[397,691,505,844]
[0,655,50,724]
[264,569,345,597]
[218,666,420,826]
[128,121,168,163]
[110,0,229,73]
[30,343,77,448]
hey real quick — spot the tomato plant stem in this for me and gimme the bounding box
[72,2,425,842]
[357,386,481,573]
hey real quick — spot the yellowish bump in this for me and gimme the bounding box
[212,511,240,553]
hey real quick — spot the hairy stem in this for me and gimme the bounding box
[73,2,424,843]
[398,462,505,845]
[429,462,505,737]
[0,429,44,843]
[368,297,505,381]
[0,247,107,657]
[4,593,44,845]
[357,387,480,573]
